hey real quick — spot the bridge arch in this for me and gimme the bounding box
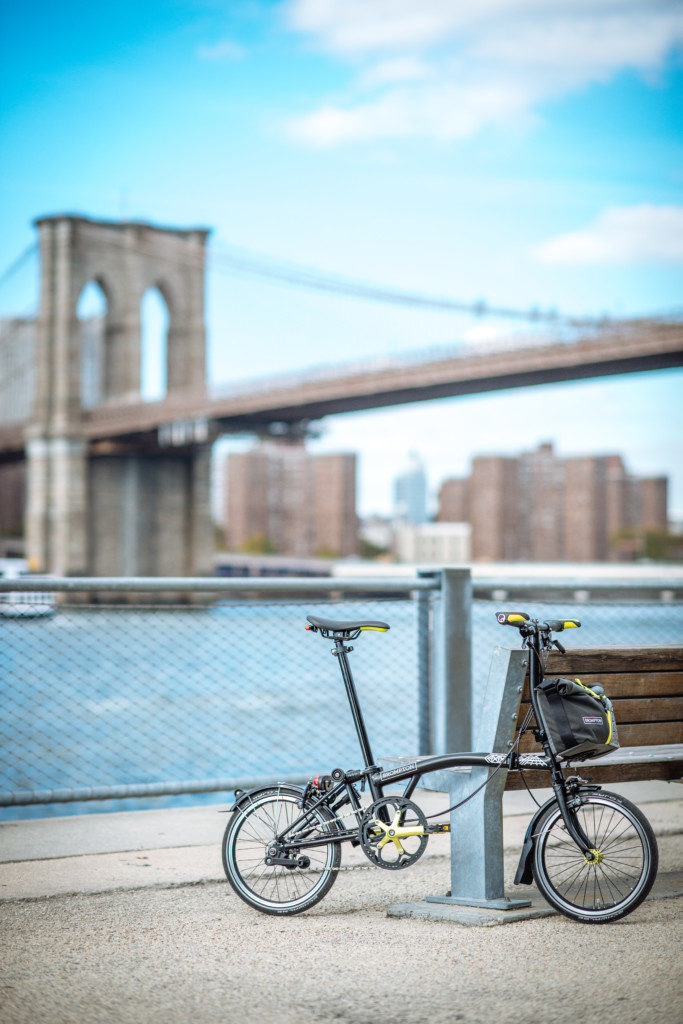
[76,278,109,408]
[34,214,210,417]
[140,285,169,401]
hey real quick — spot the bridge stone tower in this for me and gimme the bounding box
[27,214,213,576]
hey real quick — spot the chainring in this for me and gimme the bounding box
[359,796,428,870]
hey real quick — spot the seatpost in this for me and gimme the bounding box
[333,638,376,770]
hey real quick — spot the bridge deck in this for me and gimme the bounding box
[1,321,681,455]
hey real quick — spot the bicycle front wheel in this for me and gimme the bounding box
[222,787,341,915]
[532,790,658,923]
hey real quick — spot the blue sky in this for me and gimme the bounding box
[1,1,682,518]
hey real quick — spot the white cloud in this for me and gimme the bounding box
[197,38,245,61]
[357,56,432,90]
[534,205,683,266]
[286,0,462,55]
[289,79,535,145]
[283,0,683,145]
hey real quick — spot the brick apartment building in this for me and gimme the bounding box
[224,441,357,558]
[437,442,668,561]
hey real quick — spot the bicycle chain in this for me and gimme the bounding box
[290,853,453,875]
[237,791,448,874]
[298,801,450,873]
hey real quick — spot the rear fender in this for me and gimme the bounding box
[227,784,304,814]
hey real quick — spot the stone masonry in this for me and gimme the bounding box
[26,214,212,576]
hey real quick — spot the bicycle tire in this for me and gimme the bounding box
[222,787,341,915]
[532,789,658,923]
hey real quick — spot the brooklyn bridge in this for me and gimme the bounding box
[1,214,681,576]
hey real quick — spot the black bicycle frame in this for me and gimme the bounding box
[275,628,594,858]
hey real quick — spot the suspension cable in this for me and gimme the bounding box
[0,243,37,293]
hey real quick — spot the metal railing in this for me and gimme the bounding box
[0,573,455,815]
[1,570,680,817]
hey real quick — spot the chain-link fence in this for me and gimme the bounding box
[0,581,435,819]
[1,575,681,820]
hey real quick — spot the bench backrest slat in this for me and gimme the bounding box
[517,722,683,753]
[608,696,682,722]
[518,694,682,726]
[545,646,683,674]
[522,671,682,699]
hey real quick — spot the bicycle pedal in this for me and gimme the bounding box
[426,823,450,834]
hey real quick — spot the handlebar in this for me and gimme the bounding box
[495,611,581,634]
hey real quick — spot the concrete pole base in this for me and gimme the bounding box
[425,892,532,911]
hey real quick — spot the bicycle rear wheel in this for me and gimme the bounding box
[532,790,658,923]
[222,787,341,915]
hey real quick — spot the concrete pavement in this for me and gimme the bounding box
[0,781,681,1024]
[1,780,681,901]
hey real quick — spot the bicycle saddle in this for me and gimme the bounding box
[306,614,390,634]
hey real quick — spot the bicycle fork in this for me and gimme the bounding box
[516,630,596,880]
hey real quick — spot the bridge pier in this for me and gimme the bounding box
[26,436,89,576]
[26,439,212,577]
[88,446,212,577]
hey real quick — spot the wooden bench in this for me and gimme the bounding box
[507,644,683,789]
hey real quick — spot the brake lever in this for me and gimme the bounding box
[552,638,566,655]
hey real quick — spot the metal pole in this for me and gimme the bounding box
[416,584,432,755]
[438,567,472,752]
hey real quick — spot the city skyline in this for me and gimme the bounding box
[211,435,676,565]
[437,440,668,562]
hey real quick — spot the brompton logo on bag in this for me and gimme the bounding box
[582,716,603,725]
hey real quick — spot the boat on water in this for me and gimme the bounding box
[0,559,56,618]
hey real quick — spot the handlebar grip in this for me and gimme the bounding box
[544,619,581,632]
[495,611,530,626]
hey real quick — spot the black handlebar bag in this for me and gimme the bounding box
[536,678,619,762]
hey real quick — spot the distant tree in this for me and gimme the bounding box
[610,527,683,562]
[359,538,389,560]
[240,533,277,555]
[315,546,339,560]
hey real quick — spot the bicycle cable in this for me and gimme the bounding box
[516,700,544,810]
[422,633,554,821]
[518,757,543,809]
[423,732,523,820]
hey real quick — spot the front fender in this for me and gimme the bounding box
[514,794,558,886]
[513,784,601,885]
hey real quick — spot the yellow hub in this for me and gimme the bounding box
[585,848,604,864]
